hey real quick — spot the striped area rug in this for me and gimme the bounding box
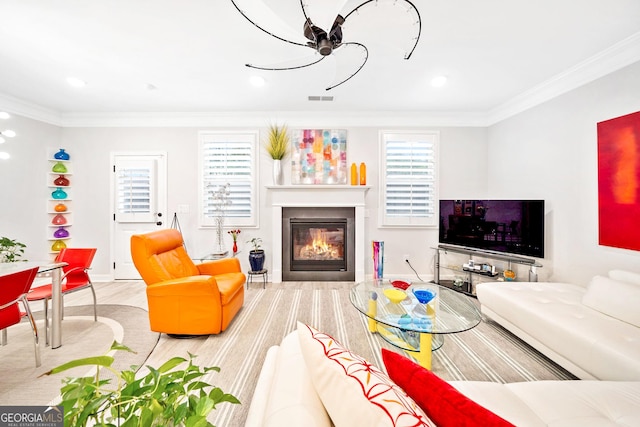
[193,283,576,426]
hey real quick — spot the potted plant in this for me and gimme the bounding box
[0,236,27,262]
[46,341,239,426]
[248,237,265,272]
[265,124,290,185]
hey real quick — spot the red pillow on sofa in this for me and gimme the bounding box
[381,349,514,427]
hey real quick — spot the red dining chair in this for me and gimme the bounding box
[0,266,41,366]
[27,248,97,345]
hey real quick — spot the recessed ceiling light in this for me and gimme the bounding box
[0,152,10,160]
[66,77,87,88]
[0,137,5,144]
[250,75,266,87]
[0,112,9,119]
[431,75,448,88]
[1,130,16,138]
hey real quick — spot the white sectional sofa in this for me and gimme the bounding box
[246,324,640,427]
[476,270,640,380]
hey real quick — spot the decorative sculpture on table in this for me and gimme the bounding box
[373,240,384,280]
[209,183,231,256]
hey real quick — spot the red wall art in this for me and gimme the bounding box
[597,111,640,251]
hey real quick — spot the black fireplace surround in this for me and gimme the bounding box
[282,207,355,281]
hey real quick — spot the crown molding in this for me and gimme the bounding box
[2,31,639,129]
[486,31,640,125]
[0,93,62,126]
[56,110,488,128]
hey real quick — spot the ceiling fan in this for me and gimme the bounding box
[229,0,422,90]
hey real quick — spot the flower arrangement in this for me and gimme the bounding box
[227,229,241,242]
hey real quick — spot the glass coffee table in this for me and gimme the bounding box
[350,280,481,370]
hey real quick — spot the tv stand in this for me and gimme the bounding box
[434,244,542,296]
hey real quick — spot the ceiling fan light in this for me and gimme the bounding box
[431,75,448,87]
[250,75,266,87]
[66,77,87,88]
[317,38,333,55]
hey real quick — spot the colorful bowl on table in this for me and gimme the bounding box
[412,288,436,304]
[390,279,411,290]
[383,288,407,304]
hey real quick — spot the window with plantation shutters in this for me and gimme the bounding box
[379,131,439,227]
[115,158,157,223]
[198,131,258,227]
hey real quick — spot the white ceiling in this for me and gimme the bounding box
[1,0,639,126]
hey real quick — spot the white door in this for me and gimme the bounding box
[112,153,167,279]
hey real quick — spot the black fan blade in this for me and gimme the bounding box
[343,0,422,59]
[325,42,368,90]
[230,0,308,47]
[246,52,326,71]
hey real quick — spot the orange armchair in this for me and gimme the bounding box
[130,229,246,335]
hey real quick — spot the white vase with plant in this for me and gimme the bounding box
[265,124,290,185]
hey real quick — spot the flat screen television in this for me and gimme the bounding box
[439,199,545,258]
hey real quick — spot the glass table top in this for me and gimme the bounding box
[349,280,481,335]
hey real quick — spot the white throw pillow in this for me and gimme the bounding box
[582,275,640,327]
[608,270,640,287]
[297,322,435,427]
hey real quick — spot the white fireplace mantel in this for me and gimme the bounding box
[267,185,370,283]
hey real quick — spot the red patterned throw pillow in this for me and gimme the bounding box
[297,322,435,427]
[381,349,515,427]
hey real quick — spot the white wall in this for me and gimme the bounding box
[1,121,487,280]
[0,115,61,262]
[487,61,640,286]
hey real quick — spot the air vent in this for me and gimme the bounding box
[308,96,334,102]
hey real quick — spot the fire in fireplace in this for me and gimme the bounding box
[282,207,355,281]
[291,219,346,271]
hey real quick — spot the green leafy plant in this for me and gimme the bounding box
[264,124,290,160]
[247,237,263,252]
[0,236,27,262]
[46,341,240,427]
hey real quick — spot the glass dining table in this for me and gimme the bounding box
[0,261,67,348]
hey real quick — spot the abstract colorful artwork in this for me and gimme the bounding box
[597,111,640,251]
[291,129,347,184]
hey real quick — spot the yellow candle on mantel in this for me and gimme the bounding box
[359,162,366,185]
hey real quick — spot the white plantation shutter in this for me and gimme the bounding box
[115,158,157,222]
[199,131,258,227]
[380,131,439,227]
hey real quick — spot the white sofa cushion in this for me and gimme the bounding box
[297,322,434,427]
[259,331,333,427]
[451,380,640,427]
[583,275,640,328]
[608,270,640,287]
[476,281,640,380]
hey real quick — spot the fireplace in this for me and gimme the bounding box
[283,207,355,281]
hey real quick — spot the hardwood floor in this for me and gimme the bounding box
[40,279,355,369]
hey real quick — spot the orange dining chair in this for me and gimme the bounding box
[27,248,97,345]
[0,266,41,366]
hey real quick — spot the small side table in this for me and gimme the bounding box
[247,269,268,289]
